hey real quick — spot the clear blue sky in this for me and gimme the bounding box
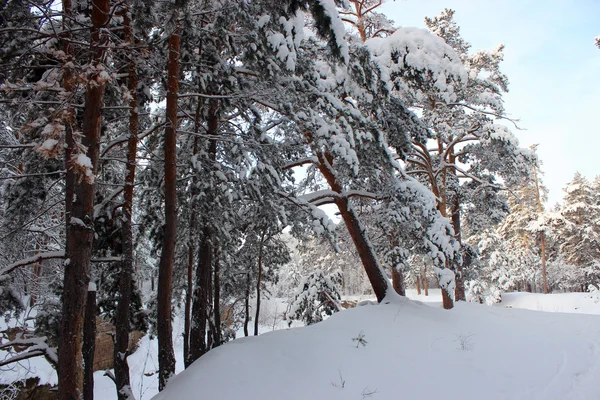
[381,0,600,206]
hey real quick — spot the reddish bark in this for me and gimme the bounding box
[391,266,405,296]
[58,1,109,398]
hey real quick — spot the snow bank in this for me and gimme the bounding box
[152,297,600,400]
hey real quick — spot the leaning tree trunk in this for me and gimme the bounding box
[113,9,138,399]
[316,152,390,302]
[156,18,180,391]
[58,1,109,398]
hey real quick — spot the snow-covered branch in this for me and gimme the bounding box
[0,251,65,277]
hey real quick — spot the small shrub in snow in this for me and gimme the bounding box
[454,333,475,351]
[352,331,368,348]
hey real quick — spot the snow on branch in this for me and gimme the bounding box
[0,335,58,369]
[0,251,121,279]
[0,251,65,278]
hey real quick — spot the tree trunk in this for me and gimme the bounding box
[450,191,466,302]
[83,286,96,400]
[59,1,109,398]
[391,266,405,296]
[183,137,199,369]
[541,232,549,294]
[244,271,250,337]
[416,275,421,295]
[189,232,212,362]
[254,230,266,336]
[113,9,138,398]
[183,226,194,368]
[441,288,454,309]
[189,104,218,363]
[316,152,390,302]
[423,264,429,296]
[156,18,180,391]
[184,74,203,367]
[213,248,221,348]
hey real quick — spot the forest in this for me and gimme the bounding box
[0,1,599,399]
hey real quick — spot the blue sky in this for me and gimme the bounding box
[381,0,600,206]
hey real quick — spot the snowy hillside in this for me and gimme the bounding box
[152,294,600,400]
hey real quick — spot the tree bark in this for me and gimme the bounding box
[189,232,212,362]
[254,230,266,336]
[450,190,466,302]
[423,264,429,296]
[156,18,180,391]
[183,222,195,368]
[391,266,405,296]
[59,1,109,398]
[213,248,221,348]
[244,272,250,337]
[189,103,218,363]
[416,275,421,295]
[184,100,201,368]
[541,232,548,294]
[113,9,138,399]
[83,287,96,400]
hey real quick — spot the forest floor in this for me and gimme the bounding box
[3,291,600,399]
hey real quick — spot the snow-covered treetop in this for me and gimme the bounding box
[365,27,467,102]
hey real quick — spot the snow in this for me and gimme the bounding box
[495,292,600,315]
[5,293,600,399]
[365,27,467,102]
[152,294,600,400]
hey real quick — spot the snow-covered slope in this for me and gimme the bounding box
[152,294,600,400]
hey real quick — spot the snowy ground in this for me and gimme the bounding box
[3,292,600,399]
[154,294,600,400]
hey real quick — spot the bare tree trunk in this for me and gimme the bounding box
[183,227,194,368]
[83,286,96,400]
[541,232,549,294]
[423,264,429,296]
[59,1,109,398]
[156,17,180,391]
[316,152,390,302]
[416,275,421,295]
[113,9,138,398]
[254,230,266,336]
[189,233,211,362]
[244,272,250,337]
[183,137,199,369]
[213,248,221,348]
[189,103,218,363]
[391,266,405,296]
[450,191,466,302]
[441,289,453,309]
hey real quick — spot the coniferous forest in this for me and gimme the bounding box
[1,1,599,399]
